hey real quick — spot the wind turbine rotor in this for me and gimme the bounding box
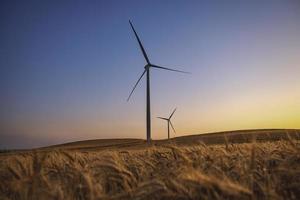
[157,117,169,121]
[169,121,176,133]
[169,108,177,119]
[150,64,190,74]
[129,20,150,64]
[127,69,147,101]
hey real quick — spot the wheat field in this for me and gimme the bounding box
[0,130,299,200]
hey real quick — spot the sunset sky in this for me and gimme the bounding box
[1,0,300,148]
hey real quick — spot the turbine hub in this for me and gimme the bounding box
[144,64,150,70]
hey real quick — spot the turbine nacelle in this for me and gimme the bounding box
[144,64,151,70]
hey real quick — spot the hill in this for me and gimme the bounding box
[41,129,299,151]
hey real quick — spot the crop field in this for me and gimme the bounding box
[0,129,299,200]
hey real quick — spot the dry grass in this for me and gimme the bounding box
[0,130,300,200]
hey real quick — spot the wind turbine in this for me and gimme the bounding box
[157,108,177,139]
[127,20,189,144]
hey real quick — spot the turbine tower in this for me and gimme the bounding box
[157,108,177,139]
[127,20,189,144]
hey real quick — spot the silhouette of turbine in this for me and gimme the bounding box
[127,20,189,144]
[157,108,177,140]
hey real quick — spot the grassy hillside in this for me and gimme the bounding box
[0,129,299,199]
[43,129,300,151]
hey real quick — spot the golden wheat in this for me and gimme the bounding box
[0,138,299,200]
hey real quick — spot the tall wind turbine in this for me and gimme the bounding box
[127,20,189,144]
[157,108,177,139]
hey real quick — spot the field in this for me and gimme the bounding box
[0,129,299,200]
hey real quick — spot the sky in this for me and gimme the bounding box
[0,0,300,149]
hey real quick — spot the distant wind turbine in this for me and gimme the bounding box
[127,20,189,144]
[157,108,177,140]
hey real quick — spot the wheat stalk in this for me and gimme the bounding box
[224,134,229,151]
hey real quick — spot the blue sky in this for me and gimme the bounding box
[1,0,300,148]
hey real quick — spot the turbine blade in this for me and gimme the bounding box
[150,64,190,74]
[127,69,147,101]
[157,117,168,120]
[129,20,150,64]
[169,108,177,119]
[169,121,176,133]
